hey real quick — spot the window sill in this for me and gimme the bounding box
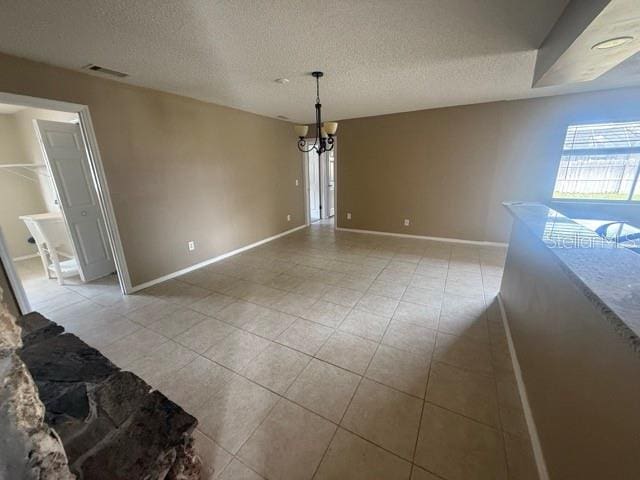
[551,198,639,206]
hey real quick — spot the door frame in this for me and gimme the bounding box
[303,141,323,224]
[332,137,338,223]
[0,91,132,295]
[323,139,337,219]
[0,227,31,313]
[302,151,310,226]
[319,148,327,220]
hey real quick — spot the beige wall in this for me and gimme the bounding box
[0,53,304,287]
[0,114,48,258]
[337,86,640,243]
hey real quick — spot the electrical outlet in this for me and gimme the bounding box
[404,219,410,226]
[188,241,195,251]
[287,214,291,222]
[347,212,352,220]
[295,179,299,186]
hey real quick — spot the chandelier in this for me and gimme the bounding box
[294,71,338,154]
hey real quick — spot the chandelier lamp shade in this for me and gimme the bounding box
[294,71,338,154]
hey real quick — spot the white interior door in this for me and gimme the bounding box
[317,146,335,220]
[326,149,335,217]
[35,120,115,282]
[307,150,321,222]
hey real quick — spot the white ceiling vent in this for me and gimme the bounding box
[82,64,128,78]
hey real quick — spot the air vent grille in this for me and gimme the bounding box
[82,64,129,78]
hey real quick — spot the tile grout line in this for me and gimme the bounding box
[30,225,509,480]
[158,250,390,473]
[309,257,401,479]
[481,257,512,479]
[222,248,403,477]
[409,249,449,478]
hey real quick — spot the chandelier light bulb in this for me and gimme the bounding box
[294,125,309,138]
[324,122,338,135]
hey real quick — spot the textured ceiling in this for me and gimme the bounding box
[0,0,638,122]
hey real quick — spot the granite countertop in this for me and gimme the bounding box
[504,202,640,353]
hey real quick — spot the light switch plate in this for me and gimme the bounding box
[347,212,352,220]
[188,241,195,251]
[287,214,291,222]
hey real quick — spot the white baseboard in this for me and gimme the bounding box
[12,253,40,261]
[496,293,549,480]
[129,224,307,293]
[335,226,508,248]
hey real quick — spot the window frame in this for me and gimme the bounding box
[551,121,640,204]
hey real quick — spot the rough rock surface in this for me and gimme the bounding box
[78,390,198,479]
[1,293,201,480]
[17,311,64,347]
[16,311,201,480]
[0,291,74,480]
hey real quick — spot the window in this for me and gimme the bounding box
[552,121,640,201]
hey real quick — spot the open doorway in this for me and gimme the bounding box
[307,149,321,223]
[324,147,336,218]
[0,95,128,316]
[304,140,336,225]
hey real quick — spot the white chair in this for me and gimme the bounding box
[20,213,79,285]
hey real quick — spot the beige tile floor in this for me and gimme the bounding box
[16,221,538,480]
